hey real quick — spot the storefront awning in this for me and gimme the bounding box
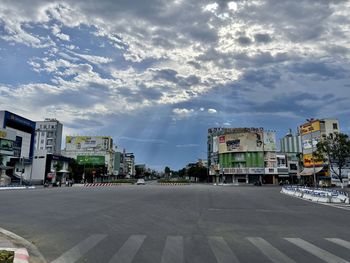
[300,167,323,176]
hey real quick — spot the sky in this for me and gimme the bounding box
[0,0,350,171]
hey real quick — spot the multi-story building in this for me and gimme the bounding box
[124,152,135,178]
[0,111,36,184]
[299,118,340,186]
[279,130,302,184]
[62,136,115,182]
[208,127,277,184]
[35,119,63,154]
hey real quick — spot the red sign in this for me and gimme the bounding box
[219,136,225,143]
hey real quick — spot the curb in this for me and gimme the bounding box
[0,228,46,263]
[0,186,36,191]
[158,183,190,185]
[84,183,134,187]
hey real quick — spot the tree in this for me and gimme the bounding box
[164,166,171,179]
[314,133,350,189]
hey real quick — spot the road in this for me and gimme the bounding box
[0,184,349,263]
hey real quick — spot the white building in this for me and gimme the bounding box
[35,119,63,154]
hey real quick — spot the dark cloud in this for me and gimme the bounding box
[254,33,272,43]
[237,36,252,45]
[288,61,346,79]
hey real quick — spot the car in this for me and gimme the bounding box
[136,179,145,185]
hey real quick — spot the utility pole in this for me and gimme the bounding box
[20,157,24,186]
[307,118,317,188]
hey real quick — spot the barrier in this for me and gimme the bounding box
[280,186,349,204]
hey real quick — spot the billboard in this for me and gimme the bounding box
[77,155,105,165]
[300,121,320,135]
[263,131,276,151]
[66,136,111,151]
[301,131,321,154]
[218,131,263,153]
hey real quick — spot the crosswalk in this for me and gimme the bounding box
[50,235,350,263]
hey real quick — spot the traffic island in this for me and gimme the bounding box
[281,186,350,204]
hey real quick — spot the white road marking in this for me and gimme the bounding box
[247,237,296,263]
[51,234,106,263]
[325,238,350,250]
[160,236,183,263]
[208,236,240,263]
[108,235,146,263]
[285,238,349,263]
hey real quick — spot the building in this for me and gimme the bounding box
[31,150,71,185]
[0,111,36,185]
[62,136,115,182]
[124,153,135,178]
[299,118,340,186]
[35,119,63,154]
[279,130,302,184]
[208,127,277,184]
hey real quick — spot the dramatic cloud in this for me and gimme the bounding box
[1,0,350,169]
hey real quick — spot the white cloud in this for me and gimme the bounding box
[208,108,217,114]
[172,108,194,116]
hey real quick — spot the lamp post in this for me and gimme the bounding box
[306,118,317,188]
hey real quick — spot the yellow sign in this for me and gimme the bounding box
[300,121,320,135]
[303,153,324,168]
[0,130,7,139]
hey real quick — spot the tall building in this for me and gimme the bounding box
[124,152,135,178]
[208,127,277,184]
[299,118,340,186]
[0,111,36,184]
[35,119,63,154]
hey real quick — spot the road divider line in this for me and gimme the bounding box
[51,234,106,263]
[160,236,183,263]
[208,236,240,263]
[285,238,349,263]
[247,237,296,263]
[325,238,350,250]
[108,235,146,263]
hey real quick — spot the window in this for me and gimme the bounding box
[333,123,338,130]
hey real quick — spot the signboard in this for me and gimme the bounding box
[223,168,248,174]
[77,155,105,165]
[0,128,16,140]
[249,168,265,174]
[263,131,276,151]
[303,153,324,168]
[300,121,320,135]
[301,131,321,154]
[218,132,263,153]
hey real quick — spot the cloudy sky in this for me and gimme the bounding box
[1,0,349,170]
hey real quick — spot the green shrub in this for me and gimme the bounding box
[0,250,14,263]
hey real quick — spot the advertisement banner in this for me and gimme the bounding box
[77,155,105,165]
[300,121,320,135]
[0,128,16,140]
[303,153,324,168]
[249,168,265,174]
[263,131,276,151]
[218,132,263,153]
[212,136,218,153]
[0,139,14,151]
[223,168,248,174]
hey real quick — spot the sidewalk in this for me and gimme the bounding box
[0,228,46,263]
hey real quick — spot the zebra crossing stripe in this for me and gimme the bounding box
[208,236,240,263]
[325,238,350,250]
[160,236,183,263]
[247,237,296,263]
[285,238,349,263]
[51,234,106,263]
[108,235,146,263]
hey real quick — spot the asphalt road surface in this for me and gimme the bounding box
[0,184,349,263]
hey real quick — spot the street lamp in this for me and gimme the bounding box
[306,118,317,188]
